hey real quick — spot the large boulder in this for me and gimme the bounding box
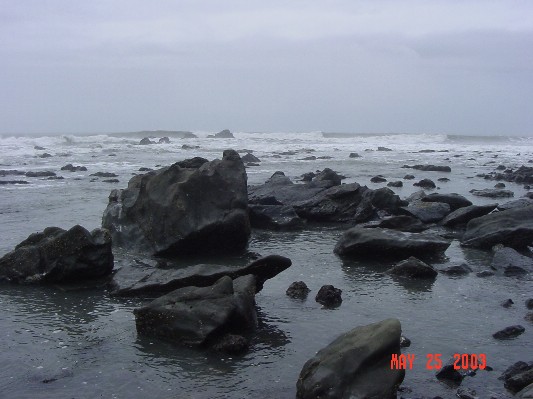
[111,255,292,297]
[399,201,451,223]
[421,193,472,211]
[102,150,250,256]
[133,275,256,347]
[461,206,533,249]
[441,203,497,227]
[296,318,404,399]
[491,246,533,276]
[0,225,113,283]
[334,227,450,260]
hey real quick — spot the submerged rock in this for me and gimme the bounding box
[0,225,113,284]
[439,263,472,275]
[139,137,156,145]
[315,285,342,307]
[493,325,525,339]
[61,164,87,172]
[296,318,404,399]
[102,150,250,256]
[403,164,451,172]
[386,257,438,279]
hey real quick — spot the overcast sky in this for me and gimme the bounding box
[1,1,532,135]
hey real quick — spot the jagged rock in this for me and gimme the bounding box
[461,206,533,249]
[139,137,156,145]
[500,361,533,381]
[470,188,514,198]
[490,246,533,275]
[377,146,393,151]
[493,325,525,339]
[506,369,533,393]
[158,137,170,144]
[400,336,411,347]
[286,281,311,299]
[242,153,260,163]
[102,150,250,255]
[371,215,428,233]
[313,168,344,185]
[517,383,533,398]
[501,299,514,308]
[214,129,234,138]
[296,319,404,399]
[386,257,438,279]
[315,285,342,307]
[421,193,472,211]
[334,227,450,260]
[0,225,113,284]
[413,178,436,189]
[399,201,451,223]
[441,204,497,227]
[110,255,291,297]
[456,387,477,399]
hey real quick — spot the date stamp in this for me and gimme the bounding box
[390,353,487,370]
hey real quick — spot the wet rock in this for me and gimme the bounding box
[517,383,533,398]
[436,364,464,385]
[158,137,170,144]
[506,369,533,393]
[182,144,200,150]
[138,167,153,172]
[387,180,403,187]
[456,387,477,399]
[102,179,119,183]
[242,153,260,163]
[214,129,234,138]
[470,188,514,198]
[403,164,452,172]
[286,281,311,299]
[102,150,250,256]
[476,270,495,277]
[492,325,525,339]
[413,178,436,189]
[495,182,506,188]
[133,275,256,348]
[526,299,533,310]
[0,225,113,284]
[0,170,26,176]
[421,193,472,211]
[485,165,533,185]
[400,335,411,347]
[176,157,209,169]
[110,255,291,297]
[399,201,451,223]
[349,152,361,158]
[139,137,156,145]
[90,172,118,178]
[300,172,315,182]
[34,145,46,150]
[386,257,438,279]
[461,206,533,249]
[404,174,415,180]
[441,204,497,227]
[61,164,87,172]
[439,263,472,276]
[372,215,427,233]
[334,227,450,260]
[39,153,53,158]
[501,299,514,308]
[249,205,305,230]
[525,313,533,323]
[212,334,249,355]
[0,180,29,185]
[296,318,404,399]
[500,361,533,381]
[313,168,344,186]
[25,171,56,177]
[498,198,533,211]
[371,175,387,183]
[300,156,317,161]
[315,285,342,307]
[377,146,393,151]
[491,246,533,276]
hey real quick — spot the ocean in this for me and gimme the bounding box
[1,131,532,398]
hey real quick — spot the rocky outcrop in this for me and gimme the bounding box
[133,275,256,347]
[139,137,156,145]
[386,257,438,279]
[110,255,292,297]
[214,129,235,138]
[470,188,514,198]
[483,165,533,184]
[493,325,525,339]
[0,225,113,283]
[461,206,533,249]
[441,204,497,227]
[296,318,404,399]
[403,164,451,172]
[242,153,260,163]
[334,227,450,260]
[102,150,250,256]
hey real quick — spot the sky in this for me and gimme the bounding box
[1,0,532,135]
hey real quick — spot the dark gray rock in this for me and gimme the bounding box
[413,178,436,189]
[176,157,209,169]
[500,361,533,381]
[404,164,451,172]
[102,179,119,183]
[438,177,450,182]
[182,144,200,150]
[61,164,87,172]
[133,275,256,347]
[527,299,533,310]
[102,150,250,256]
[158,137,170,144]
[476,270,495,277]
[249,205,305,230]
[461,206,533,249]
[387,257,437,279]
[39,153,53,158]
[517,383,533,398]
[456,387,477,399]
[0,170,26,176]
[212,334,249,354]
[436,364,464,385]
[490,246,533,275]
[493,325,525,339]
[470,188,514,198]
[371,175,387,183]
[25,171,56,177]
[506,369,533,393]
[334,227,450,260]
[377,146,393,151]
[110,255,292,297]
[400,201,451,223]
[387,181,403,187]
[405,190,426,203]
[441,204,497,227]
[315,285,342,307]
[34,145,46,150]
[403,174,415,180]
[242,153,260,163]
[214,129,234,138]
[498,198,533,211]
[400,336,411,347]
[421,193,472,211]
[439,263,472,275]
[0,225,113,284]
[0,180,29,185]
[349,153,361,158]
[139,137,156,145]
[372,215,428,233]
[296,318,404,399]
[495,182,506,188]
[313,168,344,186]
[90,172,118,178]
[526,313,533,323]
[286,281,311,299]
[501,299,514,308]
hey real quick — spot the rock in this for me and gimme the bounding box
[421,193,472,211]
[492,325,525,339]
[387,181,403,187]
[176,157,209,169]
[461,206,533,249]
[413,178,436,189]
[102,150,250,256]
[501,299,514,308]
[242,153,260,163]
[0,180,29,185]
[498,198,533,211]
[439,263,472,275]
[296,318,404,399]
[490,246,533,276]
[495,182,506,188]
[485,165,533,184]
[39,153,53,158]
[400,336,411,347]
[182,144,200,150]
[34,145,46,150]
[377,146,393,151]
[90,172,118,178]
[25,171,56,177]
[212,334,249,354]
[406,190,426,203]
[110,255,291,297]
[313,168,344,186]
[133,275,256,347]
[456,387,477,399]
[399,201,451,223]
[61,164,87,172]
[300,172,315,182]
[506,369,533,393]
[249,205,305,230]
[0,225,113,284]
[0,170,26,176]
[214,129,234,138]
[138,167,153,172]
[387,257,437,279]
[418,149,436,153]
[500,361,533,381]
[315,285,342,307]
[372,215,427,233]
[139,137,156,145]
[300,156,317,161]
[470,189,514,198]
[403,174,415,180]
[526,313,533,323]
[476,270,495,277]
[404,164,452,172]
[517,383,533,398]
[436,364,464,385]
[349,153,361,158]
[334,227,450,260]
[158,137,170,144]
[102,179,119,183]
[527,299,533,309]
[286,281,311,299]
[371,175,387,183]
[438,177,450,182]
[441,204,497,227]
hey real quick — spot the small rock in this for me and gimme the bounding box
[400,335,411,347]
[90,172,118,178]
[414,178,436,189]
[39,153,53,158]
[212,334,249,355]
[242,153,261,163]
[404,174,415,180]
[526,299,533,310]
[371,175,387,183]
[387,257,438,279]
[440,264,472,276]
[25,171,56,177]
[387,181,403,187]
[214,129,234,138]
[456,387,477,399]
[525,313,533,323]
[139,137,155,145]
[158,137,170,144]
[102,179,119,183]
[315,285,342,307]
[438,177,450,182]
[495,182,506,188]
[470,188,514,198]
[501,299,514,308]
[493,325,525,339]
[138,167,153,172]
[286,281,311,299]
[377,146,392,151]
[436,364,464,385]
[349,152,361,158]
[34,145,46,150]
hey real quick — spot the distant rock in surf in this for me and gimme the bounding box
[139,137,156,145]
[213,129,235,138]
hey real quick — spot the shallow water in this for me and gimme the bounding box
[1,131,532,398]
